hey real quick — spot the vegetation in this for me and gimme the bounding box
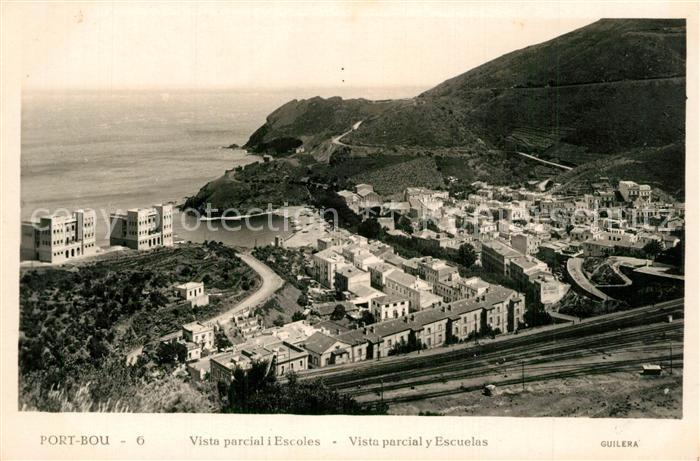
[457,243,477,268]
[18,243,258,412]
[388,336,426,356]
[219,360,387,415]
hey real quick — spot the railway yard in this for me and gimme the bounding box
[298,299,684,417]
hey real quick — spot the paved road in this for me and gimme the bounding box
[210,252,284,325]
[566,257,612,301]
[515,151,573,171]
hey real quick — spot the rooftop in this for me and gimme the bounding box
[301,332,347,355]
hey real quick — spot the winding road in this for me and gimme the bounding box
[210,252,284,325]
[566,257,612,301]
[126,251,283,363]
[331,120,363,146]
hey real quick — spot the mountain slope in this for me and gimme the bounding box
[347,18,685,156]
[198,18,686,211]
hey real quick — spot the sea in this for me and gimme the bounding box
[21,86,425,247]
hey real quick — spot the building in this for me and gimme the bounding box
[371,295,409,321]
[511,233,540,256]
[312,248,347,289]
[355,184,382,208]
[301,332,351,368]
[384,270,437,311]
[21,209,97,263]
[334,266,371,293]
[367,262,398,290]
[618,180,651,203]
[209,341,309,384]
[182,322,214,352]
[434,276,490,303]
[176,281,209,307]
[481,240,522,276]
[342,246,383,270]
[412,308,449,349]
[109,204,174,250]
[531,273,570,306]
[509,257,550,292]
[337,190,361,213]
[415,257,459,285]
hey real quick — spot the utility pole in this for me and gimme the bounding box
[521,361,525,391]
[380,378,384,404]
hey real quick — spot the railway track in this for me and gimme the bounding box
[376,354,684,405]
[342,321,682,397]
[298,299,683,385]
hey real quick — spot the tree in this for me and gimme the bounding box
[273,315,285,327]
[291,311,306,322]
[296,293,309,306]
[215,330,232,351]
[221,359,386,415]
[359,310,375,326]
[156,341,187,366]
[458,243,477,268]
[330,304,347,321]
[643,240,664,259]
[358,218,383,240]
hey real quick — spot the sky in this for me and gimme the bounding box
[17,3,604,91]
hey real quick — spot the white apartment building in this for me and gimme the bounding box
[312,248,348,289]
[21,209,97,263]
[109,204,174,250]
[371,295,409,321]
[618,181,651,203]
[384,270,439,311]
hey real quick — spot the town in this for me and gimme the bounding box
[21,175,679,393]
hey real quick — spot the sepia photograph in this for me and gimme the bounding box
[1,1,698,460]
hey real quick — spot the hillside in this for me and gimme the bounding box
[191,18,685,210]
[243,96,403,155]
[347,18,685,156]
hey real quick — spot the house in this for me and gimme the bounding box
[337,190,361,213]
[364,321,414,359]
[346,284,386,309]
[176,281,209,307]
[411,308,450,349]
[182,322,214,352]
[414,257,459,285]
[301,332,352,368]
[355,184,382,208]
[371,295,409,321]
